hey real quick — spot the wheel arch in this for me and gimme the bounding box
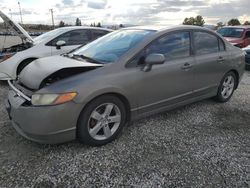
[228,69,240,89]
[79,92,132,123]
[16,57,38,75]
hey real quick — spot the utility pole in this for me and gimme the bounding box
[50,9,55,29]
[18,2,23,24]
[9,9,12,19]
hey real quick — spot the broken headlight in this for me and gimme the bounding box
[0,53,16,63]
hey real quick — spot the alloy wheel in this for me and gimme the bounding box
[221,75,235,99]
[87,103,121,141]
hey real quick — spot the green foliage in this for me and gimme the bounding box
[243,21,250,25]
[183,15,205,26]
[227,18,241,26]
[215,22,225,30]
[96,22,101,27]
[75,18,81,26]
[59,21,65,27]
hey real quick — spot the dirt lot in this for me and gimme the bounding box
[0,71,250,187]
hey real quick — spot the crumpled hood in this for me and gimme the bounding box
[19,55,103,90]
[0,10,33,43]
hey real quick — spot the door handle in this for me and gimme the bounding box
[217,56,225,63]
[181,62,193,70]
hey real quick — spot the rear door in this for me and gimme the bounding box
[192,30,229,96]
[49,29,91,55]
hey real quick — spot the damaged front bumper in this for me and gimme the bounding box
[5,81,83,144]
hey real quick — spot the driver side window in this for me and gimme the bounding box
[129,31,191,66]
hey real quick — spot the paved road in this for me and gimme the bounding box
[0,71,250,187]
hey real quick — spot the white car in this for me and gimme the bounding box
[0,11,112,80]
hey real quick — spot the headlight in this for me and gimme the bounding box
[31,92,77,106]
[0,53,16,63]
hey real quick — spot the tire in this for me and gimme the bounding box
[77,95,127,146]
[214,71,237,103]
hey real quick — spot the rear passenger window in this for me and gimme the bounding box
[92,30,109,40]
[194,31,219,55]
[146,31,191,60]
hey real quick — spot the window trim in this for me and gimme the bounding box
[245,30,250,38]
[45,29,91,47]
[192,29,226,56]
[126,29,193,68]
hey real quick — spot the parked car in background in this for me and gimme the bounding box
[217,26,250,48]
[0,10,112,80]
[243,45,250,70]
[5,26,245,146]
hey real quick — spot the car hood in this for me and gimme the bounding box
[224,37,242,44]
[0,10,33,43]
[19,55,103,90]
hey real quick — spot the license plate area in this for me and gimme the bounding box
[8,90,26,109]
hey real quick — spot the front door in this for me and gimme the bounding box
[131,31,195,115]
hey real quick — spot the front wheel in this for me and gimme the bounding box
[77,95,127,146]
[214,72,236,103]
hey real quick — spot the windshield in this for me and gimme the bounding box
[33,29,63,44]
[72,29,155,64]
[217,28,244,38]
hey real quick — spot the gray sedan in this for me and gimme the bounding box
[5,26,245,146]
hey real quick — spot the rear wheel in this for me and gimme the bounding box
[77,95,126,146]
[214,72,236,102]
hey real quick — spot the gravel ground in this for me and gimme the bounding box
[0,71,250,187]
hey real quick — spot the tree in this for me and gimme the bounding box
[97,22,101,27]
[183,15,205,26]
[243,21,250,25]
[228,18,241,26]
[75,18,81,26]
[59,21,65,27]
[119,24,124,28]
[215,22,225,30]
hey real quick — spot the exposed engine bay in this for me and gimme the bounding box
[1,42,33,53]
[39,66,99,89]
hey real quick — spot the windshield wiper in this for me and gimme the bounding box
[72,54,102,64]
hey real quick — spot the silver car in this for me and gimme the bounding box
[5,26,245,146]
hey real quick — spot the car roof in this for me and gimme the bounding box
[221,26,250,29]
[121,25,213,32]
[55,26,113,32]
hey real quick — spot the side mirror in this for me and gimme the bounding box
[142,53,165,72]
[56,40,66,50]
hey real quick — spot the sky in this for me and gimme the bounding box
[0,0,249,26]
